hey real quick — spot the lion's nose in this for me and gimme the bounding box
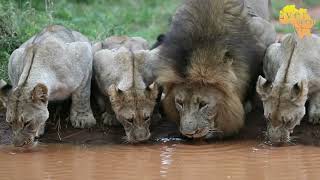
[180,119,197,134]
[133,128,150,142]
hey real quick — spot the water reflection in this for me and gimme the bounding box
[1,141,320,180]
[160,145,175,178]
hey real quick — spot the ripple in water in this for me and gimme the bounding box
[0,141,320,180]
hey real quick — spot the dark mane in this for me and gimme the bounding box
[159,0,265,80]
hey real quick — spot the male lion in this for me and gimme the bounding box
[257,33,320,143]
[145,0,276,139]
[93,36,159,143]
[0,25,96,147]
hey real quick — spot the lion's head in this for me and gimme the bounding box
[108,83,158,143]
[257,76,308,143]
[94,47,159,143]
[3,84,49,147]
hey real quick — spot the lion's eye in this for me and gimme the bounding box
[199,101,208,110]
[144,116,150,121]
[126,118,134,123]
[176,99,183,108]
[24,121,31,128]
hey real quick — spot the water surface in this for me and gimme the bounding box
[1,141,320,180]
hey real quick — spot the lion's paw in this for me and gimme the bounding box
[70,111,96,128]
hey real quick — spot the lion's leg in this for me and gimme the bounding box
[99,97,120,126]
[70,74,96,128]
[308,92,320,124]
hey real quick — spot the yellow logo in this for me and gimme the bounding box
[279,5,315,38]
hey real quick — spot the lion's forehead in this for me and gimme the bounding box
[174,84,223,100]
[117,97,155,107]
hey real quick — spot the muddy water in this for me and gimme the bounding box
[1,141,320,180]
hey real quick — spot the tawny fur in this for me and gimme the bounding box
[147,0,276,137]
[93,36,159,142]
[257,33,320,143]
[93,36,149,54]
[1,25,95,147]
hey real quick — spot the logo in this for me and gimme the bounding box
[279,5,315,38]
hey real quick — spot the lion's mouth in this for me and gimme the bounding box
[13,136,37,148]
[267,126,292,144]
[182,128,210,138]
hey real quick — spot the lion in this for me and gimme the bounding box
[0,25,96,147]
[93,36,159,143]
[256,33,320,143]
[144,0,276,139]
[93,36,149,52]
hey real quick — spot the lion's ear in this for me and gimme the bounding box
[31,83,48,103]
[151,34,165,49]
[290,80,308,103]
[0,80,12,108]
[107,84,122,98]
[281,34,297,50]
[256,76,273,99]
[142,48,160,85]
[144,48,183,86]
[146,82,159,100]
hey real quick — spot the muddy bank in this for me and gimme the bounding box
[0,112,12,145]
[0,101,320,146]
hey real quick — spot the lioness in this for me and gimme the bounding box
[257,33,320,143]
[145,0,276,139]
[93,36,149,52]
[0,25,96,147]
[93,36,159,143]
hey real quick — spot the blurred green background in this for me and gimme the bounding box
[0,0,319,81]
[0,0,181,80]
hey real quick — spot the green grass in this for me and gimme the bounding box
[317,21,320,30]
[304,0,320,6]
[0,0,319,81]
[271,0,320,18]
[271,0,288,19]
[0,0,181,81]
